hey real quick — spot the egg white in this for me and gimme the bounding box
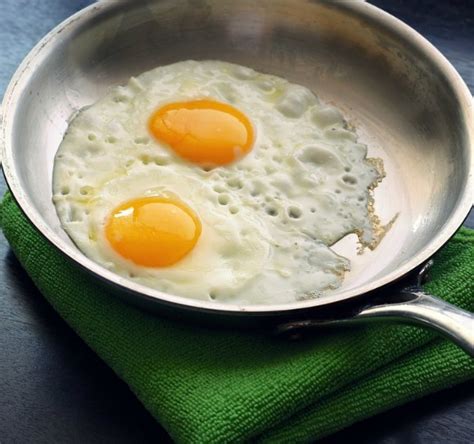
[52,60,384,304]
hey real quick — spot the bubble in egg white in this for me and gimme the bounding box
[52,60,385,305]
[277,85,319,118]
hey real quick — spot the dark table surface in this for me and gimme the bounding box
[0,1,473,443]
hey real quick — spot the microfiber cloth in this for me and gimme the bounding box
[0,191,473,443]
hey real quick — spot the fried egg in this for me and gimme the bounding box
[52,60,385,305]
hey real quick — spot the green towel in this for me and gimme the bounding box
[1,191,473,443]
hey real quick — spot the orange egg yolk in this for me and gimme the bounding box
[148,99,254,166]
[105,196,202,267]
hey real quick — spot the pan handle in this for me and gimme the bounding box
[276,262,474,356]
[353,288,474,356]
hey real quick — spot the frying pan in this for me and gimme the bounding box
[1,0,473,355]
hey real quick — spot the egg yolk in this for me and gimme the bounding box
[105,196,201,267]
[149,99,254,166]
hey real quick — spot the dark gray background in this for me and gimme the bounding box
[0,0,472,442]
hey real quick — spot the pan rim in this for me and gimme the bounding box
[1,0,473,315]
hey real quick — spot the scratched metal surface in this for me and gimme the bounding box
[0,0,472,442]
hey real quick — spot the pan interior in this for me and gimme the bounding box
[3,0,472,310]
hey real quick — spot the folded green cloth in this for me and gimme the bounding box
[1,191,473,443]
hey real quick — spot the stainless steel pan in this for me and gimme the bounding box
[2,1,473,354]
